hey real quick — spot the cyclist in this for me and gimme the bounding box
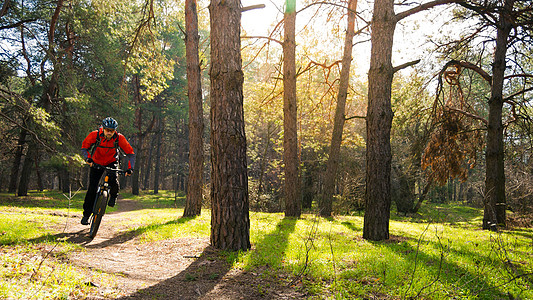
[80,117,136,225]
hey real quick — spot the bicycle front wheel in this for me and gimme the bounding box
[89,190,108,238]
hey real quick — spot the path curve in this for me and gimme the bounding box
[52,199,304,299]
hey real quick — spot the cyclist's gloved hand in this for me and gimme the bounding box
[126,169,133,176]
[86,158,93,166]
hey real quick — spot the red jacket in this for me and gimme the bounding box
[81,128,135,169]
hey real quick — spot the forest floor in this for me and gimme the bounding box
[44,198,306,299]
[4,192,533,299]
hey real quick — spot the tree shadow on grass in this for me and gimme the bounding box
[117,245,237,299]
[340,220,363,232]
[339,219,524,298]
[394,241,513,298]
[119,216,306,299]
[248,217,298,270]
[372,234,517,299]
[505,228,533,239]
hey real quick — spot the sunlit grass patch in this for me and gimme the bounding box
[0,212,63,245]
[0,190,85,209]
[229,212,533,300]
[0,245,100,299]
[2,190,532,299]
[123,190,186,209]
[392,203,484,227]
[121,208,211,241]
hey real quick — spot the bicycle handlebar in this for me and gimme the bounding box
[91,163,127,175]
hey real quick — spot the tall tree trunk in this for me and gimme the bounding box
[283,0,301,218]
[362,0,455,240]
[132,75,142,195]
[257,123,273,195]
[184,0,204,217]
[363,0,395,241]
[132,137,143,195]
[412,178,432,213]
[320,0,358,217]
[0,0,10,17]
[153,117,163,194]
[41,0,63,111]
[209,0,250,251]
[9,129,27,193]
[18,142,37,196]
[143,135,155,190]
[11,26,34,192]
[34,152,43,191]
[483,0,513,230]
[60,168,70,193]
[302,166,314,209]
[30,0,64,193]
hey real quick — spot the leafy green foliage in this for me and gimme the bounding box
[0,0,192,195]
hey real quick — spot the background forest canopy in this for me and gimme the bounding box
[1,0,532,225]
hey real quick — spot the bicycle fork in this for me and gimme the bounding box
[93,175,110,215]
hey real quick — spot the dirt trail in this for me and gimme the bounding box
[53,199,305,299]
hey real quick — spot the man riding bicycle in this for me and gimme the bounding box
[80,117,136,225]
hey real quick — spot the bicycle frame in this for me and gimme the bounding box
[89,164,125,238]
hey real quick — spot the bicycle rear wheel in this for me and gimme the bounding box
[89,190,108,238]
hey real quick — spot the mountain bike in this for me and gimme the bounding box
[89,164,125,238]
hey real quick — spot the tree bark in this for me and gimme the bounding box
[132,75,142,195]
[257,124,272,195]
[363,0,395,241]
[184,0,204,217]
[41,0,63,111]
[34,152,43,191]
[283,0,301,218]
[143,135,155,190]
[60,168,70,193]
[132,136,143,195]
[302,166,314,209]
[483,0,514,230]
[320,0,358,217]
[18,142,37,196]
[362,0,457,240]
[209,0,250,251]
[0,0,10,17]
[412,178,432,213]
[153,116,163,194]
[9,129,27,193]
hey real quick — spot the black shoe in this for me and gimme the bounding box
[81,215,90,225]
[108,198,116,207]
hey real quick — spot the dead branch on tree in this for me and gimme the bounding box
[393,59,421,73]
[444,106,488,125]
[422,61,487,185]
[396,0,461,22]
[241,4,266,12]
[345,114,366,121]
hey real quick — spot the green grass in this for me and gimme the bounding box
[0,213,60,244]
[0,245,90,299]
[126,190,186,206]
[1,190,532,299]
